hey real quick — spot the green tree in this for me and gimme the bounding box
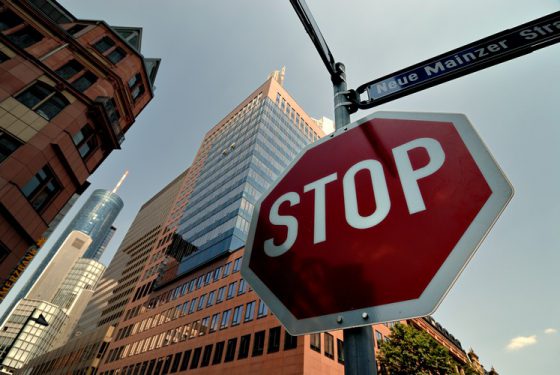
[378,323,456,375]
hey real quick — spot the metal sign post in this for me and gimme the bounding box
[332,62,377,375]
[289,1,376,373]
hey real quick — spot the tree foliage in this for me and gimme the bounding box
[378,323,457,375]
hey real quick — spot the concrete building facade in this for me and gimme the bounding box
[0,0,159,300]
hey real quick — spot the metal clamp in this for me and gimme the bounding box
[334,89,359,114]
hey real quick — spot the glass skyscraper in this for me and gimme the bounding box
[176,74,326,276]
[1,190,123,325]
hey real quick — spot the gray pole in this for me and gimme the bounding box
[333,62,378,375]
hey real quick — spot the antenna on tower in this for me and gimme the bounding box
[112,171,129,194]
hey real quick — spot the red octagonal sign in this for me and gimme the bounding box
[241,111,513,334]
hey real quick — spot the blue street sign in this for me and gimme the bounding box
[356,11,560,109]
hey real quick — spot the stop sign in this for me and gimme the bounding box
[241,111,513,334]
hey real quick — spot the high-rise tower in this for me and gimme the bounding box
[0,175,126,326]
[0,176,126,373]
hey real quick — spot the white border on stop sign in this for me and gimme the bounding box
[241,111,513,335]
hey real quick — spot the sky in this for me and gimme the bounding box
[3,0,560,373]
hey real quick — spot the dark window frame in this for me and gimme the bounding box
[21,165,61,212]
[0,131,22,163]
[212,341,224,365]
[252,330,265,357]
[71,124,98,159]
[15,81,69,120]
[268,326,281,354]
[5,25,43,49]
[224,338,237,362]
[310,333,321,353]
[284,331,298,350]
[324,333,334,359]
[238,334,251,359]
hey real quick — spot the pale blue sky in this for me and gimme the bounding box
[4,1,560,373]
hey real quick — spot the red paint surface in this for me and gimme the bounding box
[249,118,491,319]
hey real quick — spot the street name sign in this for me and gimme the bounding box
[241,111,513,334]
[356,11,560,109]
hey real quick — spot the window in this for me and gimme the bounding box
[6,26,43,49]
[213,266,222,281]
[162,355,172,374]
[223,262,232,277]
[375,330,383,348]
[197,294,206,310]
[170,352,182,373]
[284,331,298,350]
[0,50,9,63]
[238,334,251,359]
[94,36,115,53]
[0,131,22,163]
[216,286,225,303]
[337,339,344,364]
[21,165,60,211]
[131,84,145,101]
[324,333,334,359]
[190,347,201,369]
[15,81,69,120]
[231,305,243,326]
[226,281,237,299]
[257,300,268,318]
[128,73,142,88]
[179,350,191,372]
[200,316,209,335]
[181,301,189,315]
[0,243,9,263]
[190,321,200,338]
[196,276,204,289]
[66,24,87,36]
[233,257,242,272]
[72,124,97,159]
[206,291,215,307]
[188,279,196,292]
[224,338,237,362]
[252,331,265,357]
[188,298,197,314]
[268,326,281,353]
[204,271,213,285]
[220,309,231,329]
[238,279,246,295]
[55,60,84,80]
[209,313,219,333]
[310,333,321,353]
[0,10,23,31]
[108,47,126,64]
[201,344,213,367]
[244,301,255,322]
[72,71,97,92]
[212,341,224,365]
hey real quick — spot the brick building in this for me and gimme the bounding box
[0,0,160,299]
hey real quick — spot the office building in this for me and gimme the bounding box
[23,73,494,374]
[22,169,191,375]
[0,0,160,300]
[0,230,106,374]
[3,188,124,319]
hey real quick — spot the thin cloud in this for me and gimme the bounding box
[506,335,537,351]
[544,328,557,335]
